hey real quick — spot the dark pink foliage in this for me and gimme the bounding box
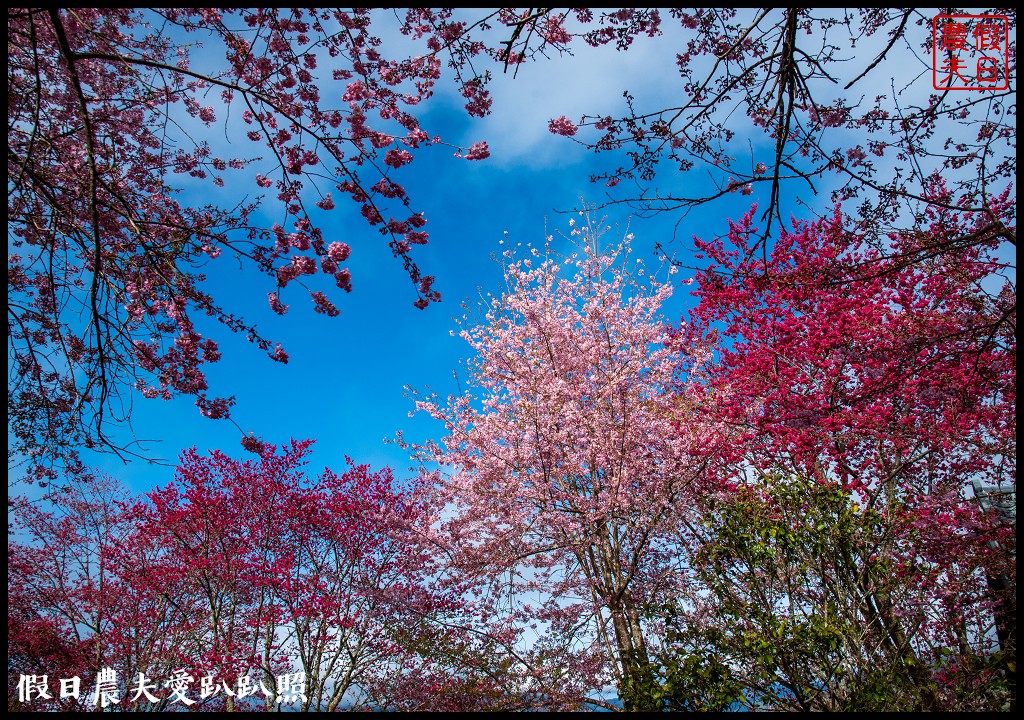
[8,441,465,711]
[676,192,1016,706]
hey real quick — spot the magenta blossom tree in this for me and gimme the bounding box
[670,190,1016,709]
[8,440,477,711]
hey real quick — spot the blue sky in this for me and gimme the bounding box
[74,8,1012,494]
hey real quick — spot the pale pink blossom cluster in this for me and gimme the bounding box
[384,149,413,168]
[311,291,340,317]
[846,146,867,166]
[464,141,490,160]
[541,16,573,44]
[334,268,352,292]
[267,293,288,315]
[548,116,579,137]
[327,242,351,262]
[268,343,289,364]
[808,105,849,128]
[196,395,233,419]
[276,256,317,287]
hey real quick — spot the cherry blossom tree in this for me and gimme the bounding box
[663,192,1016,710]
[133,439,464,711]
[408,215,715,710]
[7,8,491,479]
[8,475,191,711]
[8,440,477,711]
